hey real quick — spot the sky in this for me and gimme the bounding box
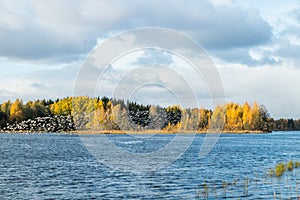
[0,0,300,119]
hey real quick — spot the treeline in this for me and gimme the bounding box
[0,96,299,132]
[269,118,300,131]
[0,99,53,128]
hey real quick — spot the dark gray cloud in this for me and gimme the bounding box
[0,0,272,63]
[213,5,300,67]
[185,6,272,49]
[0,18,94,61]
[210,46,281,66]
[119,1,272,49]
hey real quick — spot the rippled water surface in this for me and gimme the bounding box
[0,132,300,199]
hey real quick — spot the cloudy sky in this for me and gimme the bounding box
[0,0,300,118]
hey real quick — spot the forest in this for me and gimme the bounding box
[0,96,300,132]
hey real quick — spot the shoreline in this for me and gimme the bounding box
[0,129,268,134]
[71,129,267,134]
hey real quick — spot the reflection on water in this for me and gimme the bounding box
[0,132,299,199]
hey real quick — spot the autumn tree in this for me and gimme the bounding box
[10,99,25,122]
[111,104,122,130]
[0,96,276,132]
[180,109,190,131]
[91,100,105,130]
[164,105,182,130]
[50,97,72,116]
[72,96,99,129]
[23,100,49,119]
[0,100,11,127]
[149,105,167,130]
[211,105,226,130]
[242,102,251,130]
[1,100,11,118]
[250,102,261,130]
[225,103,243,131]
[198,108,211,130]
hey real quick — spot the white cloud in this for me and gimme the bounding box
[0,64,79,102]
[0,0,300,119]
[0,0,272,62]
[209,0,233,6]
[217,62,300,118]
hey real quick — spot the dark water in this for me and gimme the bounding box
[0,132,299,199]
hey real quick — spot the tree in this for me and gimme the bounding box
[127,102,151,130]
[72,96,98,129]
[242,102,251,130]
[1,100,11,117]
[180,109,190,131]
[165,105,182,129]
[50,97,72,116]
[0,100,11,127]
[23,100,49,120]
[250,102,259,130]
[111,103,121,130]
[211,105,226,130]
[0,110,7,128]
[198,108,211,130]
[10,99,24,122]
[259,104,270,131]
[92,102,105,130]
[149,105,166,130]
[23,101,35,119]
[225,103,243,131]
[1,96,276,132]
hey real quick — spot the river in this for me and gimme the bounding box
[0,131,299,199]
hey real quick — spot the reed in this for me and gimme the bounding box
[275,163,286,177]
[287,160,294,171]
[222,180,228,197]
[243,177,249,196]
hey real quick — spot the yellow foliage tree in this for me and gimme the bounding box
[10,99,24,122]
[1,100,11,116]
[225,103,243,130]
[250,101,262,130]
[211,105,226,130]
[242,102,251,130]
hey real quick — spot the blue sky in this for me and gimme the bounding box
[0,0,300,118]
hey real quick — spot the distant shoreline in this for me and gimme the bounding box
[72,129,267,134]
[0,129,268,134]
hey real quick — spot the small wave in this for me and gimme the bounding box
[119,140,143,145]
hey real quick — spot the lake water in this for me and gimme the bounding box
[0,131,299,199]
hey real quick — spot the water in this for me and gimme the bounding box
[0,132,299,199]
